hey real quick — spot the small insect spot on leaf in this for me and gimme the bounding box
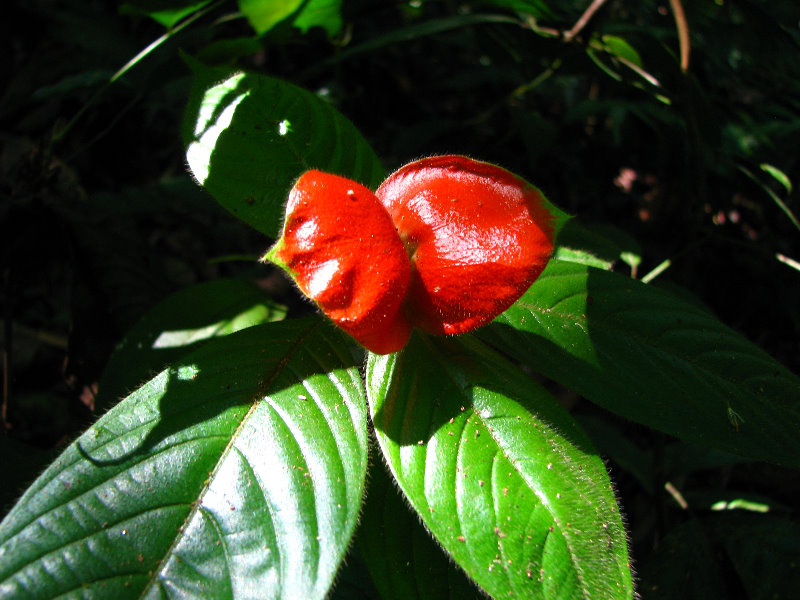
[457,535,466,542]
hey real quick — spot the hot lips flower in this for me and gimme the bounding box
[377,156,557,335]
[264,171,412,354]
[265,156,563,354]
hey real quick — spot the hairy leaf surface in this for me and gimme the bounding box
[368,333,633,600]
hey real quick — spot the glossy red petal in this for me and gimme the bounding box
[268,171,412,354]
[376,156,555,335]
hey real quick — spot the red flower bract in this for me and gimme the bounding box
[265,170,412,354]
[376,156,555,335]
[266,156,559,354]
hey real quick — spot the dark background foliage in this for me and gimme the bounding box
[2,0,799,597]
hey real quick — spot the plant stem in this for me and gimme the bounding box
[668,0,691,72]
[563,0,610,42]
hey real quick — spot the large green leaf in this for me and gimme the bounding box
[182,59,384,238]
[478,260,800,466]
[95,278,286,413]
[0,318,368,600]
[367,333,633,600]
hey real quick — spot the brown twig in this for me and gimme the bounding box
[668,0,691,72]
[563,0,610,42]
[524,0,610,41]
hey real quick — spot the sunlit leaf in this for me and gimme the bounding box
[239,0,342,36]
[182,58,384,238]
[368,333,633,600]
[0,318,368,600]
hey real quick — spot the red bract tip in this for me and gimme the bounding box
[266,171,412,354]
[376,155,555,335]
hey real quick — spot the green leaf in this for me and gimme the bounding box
[239,0,342,37]
[120,0,214,29]
[0,318,368,599]
[182,58,384,238]
[760,162,793,194]
[600,35,643,68]
[292,0,342,36]
[738,164,800,232]
[554,220,642,272]
[95,278,286,413]
[478,260,800,466]
[357,460,484,600]
[238,0,302,34]
[367,333,633,600]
